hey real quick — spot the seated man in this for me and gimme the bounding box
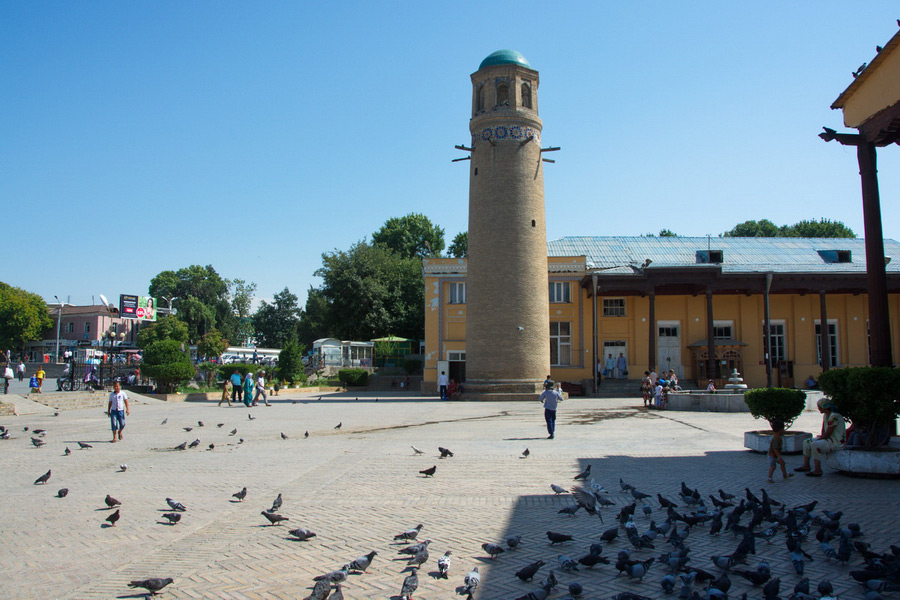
[447,379,461,401]
[795,398,845,476]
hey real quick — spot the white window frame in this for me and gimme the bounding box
[549,281,571,304]
[448,282,466,304]
[447,351,466,361]
[815,320,839,367]
[550,322,571,366]
[602,298,626,317]
[763,320,787,366]
[712,320,734,340]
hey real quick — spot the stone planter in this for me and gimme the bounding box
[744,430,812,454]
[826,438,900,477]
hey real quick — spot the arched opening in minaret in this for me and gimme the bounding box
[476,83,485,112]
[496,82,509,106]
[521,82,532,108]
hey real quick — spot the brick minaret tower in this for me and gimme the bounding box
[463,50,550,400]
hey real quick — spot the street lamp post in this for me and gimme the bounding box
[161,296,179,315]
[53,296,70,363]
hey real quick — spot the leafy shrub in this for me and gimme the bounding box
[403,359,422,375]
[141,340,195,394]
[197,361,221,387]
[277,340,306,386]
[216,363,259,379]
[338,368,369,387]
[819,366,900,449]
[743,387,807,429]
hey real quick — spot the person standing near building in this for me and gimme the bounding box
[596,359,603,387]
[616,352,628,379]
[106,380,130,443]
[230,370,243,405]
[604,354,615,378]
[35,365,46,393]
[253,370,270,407]
[437,371,449,401]
[16,360,25,382]
[539,379,563,439]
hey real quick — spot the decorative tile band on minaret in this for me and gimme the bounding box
[461,50,551,400]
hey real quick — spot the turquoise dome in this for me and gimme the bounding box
[479,49,532,70]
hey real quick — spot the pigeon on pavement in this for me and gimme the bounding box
[34,469,51,485]
[232,487,247,502]
[288,528,317,541]
[309,578,331,600]
[547,531,574,545]
[57,488,69,498]
[438,446,454,458]
[522,448,530,458]
[166,498,186,511]
[270,493,283,512]
[31,437,45,447]
[261,511,289,525]
[411,446,424,454]
[437,550,451,578]
[516,560,546,582]
[551,484,567,495]
[188,439,200,448]
[105,494,121,508]
[348,550,377,572]
[574,464,592,480]
[162,512,181,525]
[77,441,93,449]
[419,465,436,477]
[462,566,480,597]
[408,545,430,567]
[313,565,349,583]
[482,543,504,559]
[399,567,418,600]
[229,428,237,436]
[105,509,121,527]
[128,577,174,595]
[394,524,424,541]
[507,534,522,550]
[174,442,187,451]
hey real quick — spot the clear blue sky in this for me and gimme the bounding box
[3,2,899,310]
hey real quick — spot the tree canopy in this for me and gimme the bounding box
[253,287,301,348]
[0,283,53,352]
[722,218,856,238]
[230,279,256,346]
[448,231,468,258]
[136,315,189,349]
[372,213,445,259]
[148,265,237,343]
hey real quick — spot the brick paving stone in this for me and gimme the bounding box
[0,392,898,599]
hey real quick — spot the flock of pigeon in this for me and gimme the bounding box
[10,411,900,599]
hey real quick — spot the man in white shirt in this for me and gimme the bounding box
[106,381,130,443]
[253,370,270,407]
[437,371,449,401]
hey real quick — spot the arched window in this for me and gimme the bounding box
[475,83,484,112]
[496,82,509,106]
[521,82,532,108]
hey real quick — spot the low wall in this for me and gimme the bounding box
[154,386,345,402]
[667,389,823,413]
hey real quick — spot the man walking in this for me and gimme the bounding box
[253,370,270,407]
[539,379,563,439]
[229,370,243,405]
[16,360,25,382]
[106,380,130,443]
[437,371,449,401]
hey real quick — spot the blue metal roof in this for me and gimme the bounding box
[547,236,900,274]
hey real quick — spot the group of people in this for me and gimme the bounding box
[639,368,680,408]
[220,370,270,407]
[597,352,628,383]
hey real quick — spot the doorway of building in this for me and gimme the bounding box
[602,341,628,378]
[446,351,466,383]
[657,321,683,378]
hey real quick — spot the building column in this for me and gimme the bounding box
[647,292,656,372]
[764,273,773,388]
[819,290,831,371]
[592,273,599,394]
[706,290,716,381]
[858,142,893,367]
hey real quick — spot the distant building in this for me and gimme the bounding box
[25,304,140,362]
[424,236,900,393]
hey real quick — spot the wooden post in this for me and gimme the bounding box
[706,291,716,382]
[648,292,656,373]
[819,290,831,371]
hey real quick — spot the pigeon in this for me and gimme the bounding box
[128,577,174,595]
[174,442,187,450]
[183,427,193,432]
[349,550,377,572]
[217,423,224,428]
[161,418,168,425]
[733,568,770,586]
[248,413,255,420]
[330,583,344,600]
[207,444,214,451]
[574,464,592,480]
[197,421,204,427]
[558,504,582,516]
[270,493,283,512]
[419,465,436,477]
[600,526,620,542]
[309,578,331,600]
[188,439,200,448]
[314,565,349,583]
[261,511,289,525]
[661,573,676,593]
[239,438,244,443]
[438,550,452,578]
[551,484,567,495]
[304,431,309,438]
[462,566,480,597]
[33,428,46,435]
[166,498,186,511]
[162,512,181,525]
[507,534,522,550]
[31,437,45,447]
[547,531,573,545]
[569,582,584,597]
[34,469,51,485]
[394,524,424,541]
[77,441,93,449]
[438,446,454,458]
[632,489,652,502]
[105,494,121,508]
[515,583,554,600]
[229,428,237,436]
[516,560,546,582]
[105,509,120,527]
[522,448,530,458]
[408,545,429,567]
[482,542,505,559]
[558,554,579,571]
[232,487,247,501]
[658,494,678,509]
[763,577,781,600]
[818,580,834,596]
[281,432,288,439]
[398,539,431,556]
[629,558,655,581]
[288,527,317,541]
[119,464,128,472]
[399,567,418,600]
[411,445,424,454]
[334,422,341,429]
[57,488,69,498]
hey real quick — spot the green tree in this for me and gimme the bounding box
[276,338,306,385]
[253,288,301,348]
[141,339,195,393]
[316,241,424,340]
[372,213,445,259]
[658,229,678,237]
[136,315,189,349]
[722,219,782,237]
[297,287,332,349]
[787,218,856,238]
[148,265,236,343]
[448,231,468,258]
[197,328,228,362]
[230,279,257,346]
[0,283,53,353]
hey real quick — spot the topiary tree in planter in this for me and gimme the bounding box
[744,387,807,430]
[141,340,195,394]
[819,366,900,450]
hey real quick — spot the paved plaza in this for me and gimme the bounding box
[1,388,898,600]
